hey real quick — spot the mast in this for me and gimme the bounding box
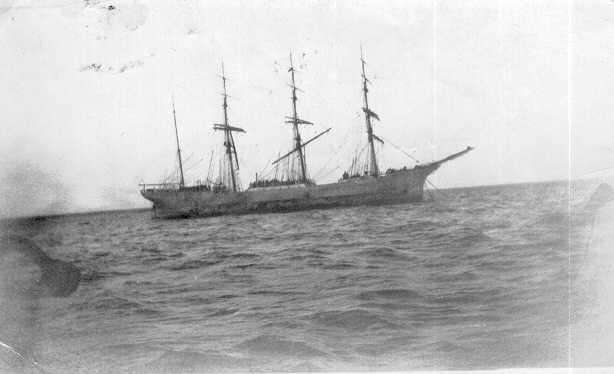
[171,95,185,188]
[272,128,331,164]
[288,53,308,182]
[213,62,245,192]
[361,49,380,176]
[271,54,330,180]
[221,64,236,191]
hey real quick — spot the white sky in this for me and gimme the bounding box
[1,0,613,217]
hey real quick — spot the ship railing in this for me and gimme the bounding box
[139,183,182,191]
[248,178,315,189]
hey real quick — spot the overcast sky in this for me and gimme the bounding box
[1,0,613,217]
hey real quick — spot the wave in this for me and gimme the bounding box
[307,309,400,331]
[357,302,423,311]
[12,181,604,371]
[247,290,306,297]
[80,269,132,282]
[75,294,162,317]
[356,247,413,261]
[235,335,326,358]
[356,288,423,301]
[142,349,249,373]
[322,262,357,270]
[208,308,238,317]
[219,252,260,260]
[167,259,222,271]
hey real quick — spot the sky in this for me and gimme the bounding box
[1,0,613,217]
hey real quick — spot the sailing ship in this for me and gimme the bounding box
[140,53,473,218]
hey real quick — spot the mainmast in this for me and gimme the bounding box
[213,63,245,192]
[271,54,331,181]
[171,95,185,189]
[361,49,381,177]
[288,54,308,182]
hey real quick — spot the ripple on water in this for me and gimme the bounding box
[235,335,326,358]
[307,309,401,331]
[355,288,423,302]
[142,350,250,373]
[12,180,601,372]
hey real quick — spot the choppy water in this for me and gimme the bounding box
[2,180,614,373]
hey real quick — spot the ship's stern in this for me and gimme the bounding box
[140,188,189,218]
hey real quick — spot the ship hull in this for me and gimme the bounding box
[141,164,439,219]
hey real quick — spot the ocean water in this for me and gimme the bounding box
[2,180,614,373]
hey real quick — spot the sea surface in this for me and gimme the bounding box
[2,180,614,373]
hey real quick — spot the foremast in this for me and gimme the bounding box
[361,49,383,177]
[171,95,185,189]
[213,63,245,192]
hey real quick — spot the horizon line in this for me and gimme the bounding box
[1,177,603,222]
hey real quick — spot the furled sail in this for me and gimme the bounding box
[284,116,313,125]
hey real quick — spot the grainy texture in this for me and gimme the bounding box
[2,180,612,372]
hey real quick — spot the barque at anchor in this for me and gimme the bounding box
[140,53,473,218]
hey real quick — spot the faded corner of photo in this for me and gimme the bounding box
[2,0,614,372]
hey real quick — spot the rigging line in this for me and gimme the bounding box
[182,159,205,173]
[353,143,369,168]
[319,165,342,180]
[425,177,439,190]
[182,152,195,166]
[164,166,179,183]
[425,178,440,201]
[313,139,351,179]
[426,187,435,201]
[347,143,368,176]
[182,154,204,170]
[259,149,285,179]
[377,134,421,164]
[312,163,332,180]
[258,167,275,180]
[348,140,361,174]
[257,152,278,178]
[312,136,350,178]
[206,150,215,182]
